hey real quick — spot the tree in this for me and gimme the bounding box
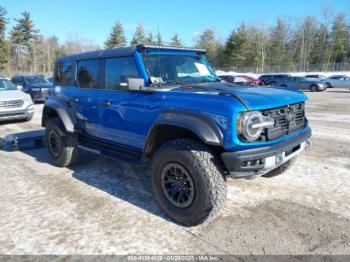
[269,18,292,66]
[105,20,126,48]
[195,29,222,66]
[330,13,349,63]
[170,33,182,47]
[130,24,147,46]
[156,31,163,46]
[224,23,250,67]
[146,31,155,45]
[0,6,9,71]
[9,11,39,72]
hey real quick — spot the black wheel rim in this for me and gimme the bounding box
[48,130,61,156]
[161,163,195,208]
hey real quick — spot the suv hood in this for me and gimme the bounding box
[0,89,30,101]
[172,82,307,110]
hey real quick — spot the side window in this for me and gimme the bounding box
[104,57,139,90]
[77,60,100,89]
[55,62,73,85]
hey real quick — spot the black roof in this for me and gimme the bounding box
[56,45,206,63]
[56,47,135,62]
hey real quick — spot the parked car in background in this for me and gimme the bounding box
[11,75,52,102]
[0,76,34,122]
[258,74,291,85]
[276,76,326,91]
[304,74,327,80]
[324,75,350,88]
[237,75,263,86]
[47,76,54,84]
[219,75,249,84]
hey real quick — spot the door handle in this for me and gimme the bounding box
[99,100,111,107]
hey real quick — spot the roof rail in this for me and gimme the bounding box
[136,44,206,53]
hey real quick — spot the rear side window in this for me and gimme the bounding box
[77,60,100,89]
[55,62,73,85]
[104,57,139,90]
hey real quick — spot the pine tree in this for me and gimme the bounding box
[0,6,9,71]
[10,11,39,71]
[170,33,182,47]
[130,24,147,46]
[105,20,126,48]
[224,23,250,67]
[330,13,349,63]
[195,29,222,66]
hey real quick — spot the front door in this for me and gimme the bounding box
[93,56,147,151]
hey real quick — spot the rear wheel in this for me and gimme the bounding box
[281,84,287,87]
[151,139,227,227]
[45,117,78,167]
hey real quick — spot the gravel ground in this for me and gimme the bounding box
[0,88,349,255]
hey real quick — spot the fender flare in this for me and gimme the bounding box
[144,109,224,153]
[42,96,77,133]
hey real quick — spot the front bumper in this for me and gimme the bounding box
[29,89,49,102]
[221,127,312,178]
[0,108,34,121]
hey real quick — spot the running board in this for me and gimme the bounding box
[78,138,142,164]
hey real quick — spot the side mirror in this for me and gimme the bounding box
[120,77,146,91]
[17,85,23,90]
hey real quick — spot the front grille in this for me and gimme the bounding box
[260,102,305,141]
[0,100,24,108]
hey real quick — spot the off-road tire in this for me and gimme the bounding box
[151,138,227,227]
[45,117,78,167]
[263,157,297,178]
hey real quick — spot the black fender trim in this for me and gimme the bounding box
[145,109,224,149]
[42,96,78,133]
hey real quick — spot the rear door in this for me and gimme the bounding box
[69,59,101,137]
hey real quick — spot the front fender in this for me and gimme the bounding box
[42,96,77,133]
[151,109,224,146]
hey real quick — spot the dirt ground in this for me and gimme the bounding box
[0,88,349,255]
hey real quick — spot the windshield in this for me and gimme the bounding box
[0,79,18,91]
[24,76,49,84]
[143,54,217,84]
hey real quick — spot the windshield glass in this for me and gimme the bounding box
[0,79,18,91]
[24,76,49,84]
[143,54,217,84]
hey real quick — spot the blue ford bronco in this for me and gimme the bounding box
[42,45,311,226]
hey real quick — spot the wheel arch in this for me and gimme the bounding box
[42,97,77,133]
[143,110,224,160]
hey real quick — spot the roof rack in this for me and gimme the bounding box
[136,44,206,53]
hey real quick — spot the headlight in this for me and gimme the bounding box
[238,111,275,141]
[31,88,41,91]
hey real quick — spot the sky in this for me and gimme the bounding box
[2,0,350,47]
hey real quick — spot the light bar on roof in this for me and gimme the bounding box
[137,44,206,53]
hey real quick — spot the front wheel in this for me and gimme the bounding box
[310,84,318,92]
[151,139,227,227]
